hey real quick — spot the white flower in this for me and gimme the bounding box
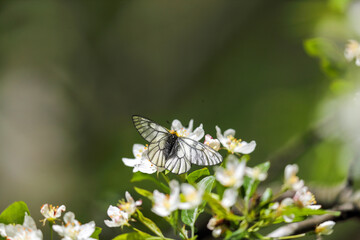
[1,213,43,240]
[315,221,335,236]
[245,166,267,181]
[118,191,142,216]
[0,224,5,237]
[104,206,129,228]
[171,119,204,141]
[178,183,203,209]
[345,40,360,66]
[152,180,180,217]
[215,155,246,188]
[40,204,66,225]
[122,144,158,174]
[284,164,304,191]
[216,126,256,154]
[221,188,238,208]
[271,198,295,223]
[207,217,224,238]
[53,212,95,240]
[293,187,321,209]
[204,134,221,151]
[212,227,223,238]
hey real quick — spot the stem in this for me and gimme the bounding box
[191,224,195,238]
[161,172,170,184]
[49,221,53,240]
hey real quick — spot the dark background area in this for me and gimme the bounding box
[0,1,357,239]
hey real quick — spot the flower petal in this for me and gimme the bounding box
[235,140,256,154]
[122,157,141,167]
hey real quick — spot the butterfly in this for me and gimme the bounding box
[132,115,223,174]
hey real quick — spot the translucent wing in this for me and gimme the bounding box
[165,137,223,174]
[178,138,223,166]
[164,140,192,174]
[132,115,170,142]
[132,115,170,167]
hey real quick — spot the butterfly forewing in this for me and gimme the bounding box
[132,115,169,142]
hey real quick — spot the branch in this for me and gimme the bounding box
[267,202,360,238]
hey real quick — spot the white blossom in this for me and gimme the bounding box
[293,187,321,209]
[344,40,360,66]
[122,144,158,174]
[104,206,129,228]
[204,134,221,151]
[284,164,304,191]
[315,221,335,236]
[152,180,180,217]
[207,217,224,238]
[245,166,267,181]
[215,155,246,188]
[40,204,66,225]
[178,183,203,210]
[118,191,142,216]
[216,126,256,154]
[171,119,204,141]
[221,188,238,208]
[53,212,95,240]
[0,213,43,240]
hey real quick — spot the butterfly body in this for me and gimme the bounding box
[132,115,223,174]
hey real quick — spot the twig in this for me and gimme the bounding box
[267,202,360,238]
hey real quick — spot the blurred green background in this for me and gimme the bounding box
[0,0,359,239]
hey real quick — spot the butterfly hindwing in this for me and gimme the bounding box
[177,137,223,166]
[164,140,191,174]
[148,140,167,167]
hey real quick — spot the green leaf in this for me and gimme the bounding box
[186,168,210,184]
[255,161,270,172]
[0,201,30,224]
[91,227,102,239]
[131,172,169,193]
[225,221,248,240]
[167,210,178,231]
[134,187,153,201]
[303,38,345,78]
[259,188,272,206]
[204,193,243,222]
[113,232,151,240]
[136,209,164,238]
[243,176,259,201]
[181,176,215,226]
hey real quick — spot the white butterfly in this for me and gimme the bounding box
[132,115,223,174]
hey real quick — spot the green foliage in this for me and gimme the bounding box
[304,38,345,78]
[181,176,215,226]
[186,168,210,184]
[134,187,153,200]
[0,201,30,225]
[131,172,169,193]
[91,227,102,239]
[136,209,164,238]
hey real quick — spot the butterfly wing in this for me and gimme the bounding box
[178,137,223,166]
[132,115,170,167]
[164,140,192,174]
[165,137,223,174]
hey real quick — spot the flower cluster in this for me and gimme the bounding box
[0,202,97,240]
[122,118,256,174]
[0,213,43,240]
[111,117,337,240]
[105,191,142,228]
[152,180,204,217]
